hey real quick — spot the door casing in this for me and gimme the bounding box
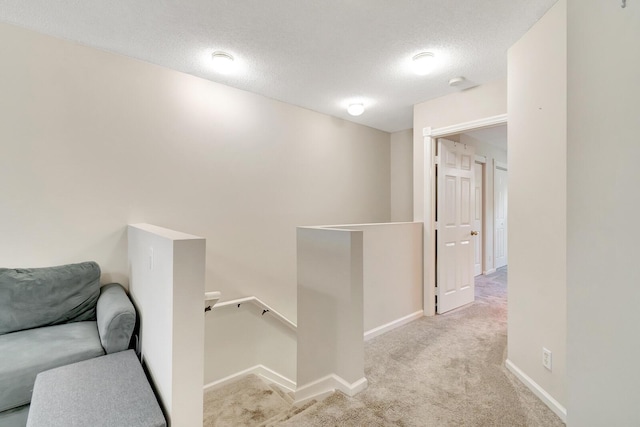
[494,161,508,269]
[418,114,508,316]
[473,159,486,276]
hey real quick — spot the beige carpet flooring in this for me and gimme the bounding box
[203,375,291,426]
[206,268,566,426]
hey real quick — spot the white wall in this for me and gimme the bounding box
[204,303,297,386]
[296,227,366,401]
[0,22,391,322]
[128,224,206,427]
[459,133,507,273]
[333,222,423,336]
[204,304,260,383]
[567,1,640,425]
[507,0,567,417]
[391,129,414,222]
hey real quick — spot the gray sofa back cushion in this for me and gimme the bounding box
[0,262,101,335]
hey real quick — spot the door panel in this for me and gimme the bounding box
[461,154,472,171]
[443,242,456,293]
[461,177,471,225]
[459,240,472,290]
[445,176,456,225]
[436,139,476,313]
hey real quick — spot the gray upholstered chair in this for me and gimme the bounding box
[0,262,136,426]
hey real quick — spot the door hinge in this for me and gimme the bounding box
[434,221,439,230]
[434,155,440,165]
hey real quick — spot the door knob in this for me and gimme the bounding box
[471,230,479,236]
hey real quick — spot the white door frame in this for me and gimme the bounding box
[418,113,507,316]
[494,160,509,269]
[474,156,487,276]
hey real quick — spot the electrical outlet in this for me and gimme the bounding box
[542,348,552,371]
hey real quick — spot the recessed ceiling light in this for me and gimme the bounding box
[347,103,365,116]
[412,52,436,75]
[211,51,235,74]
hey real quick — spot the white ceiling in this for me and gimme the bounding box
[0,1,556,133]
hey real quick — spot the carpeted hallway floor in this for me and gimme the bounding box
[205,268,566,426]
[280,267,565,426]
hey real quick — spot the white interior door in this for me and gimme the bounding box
[473,162,483,276]
[436,139,476,314]
[494,163,508,268]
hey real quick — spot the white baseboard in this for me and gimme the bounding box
[483,268,497,275]
[505,359,567,423]
[203,364,296,394]
[364,311,424,341]
[294,374,368,405]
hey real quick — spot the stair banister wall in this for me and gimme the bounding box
[128,223,206,427]
[296,226,367,403]
[204,298,297,391]
[332,222,423,339]
[204,221,423,402]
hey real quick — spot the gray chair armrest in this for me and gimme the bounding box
[96,283,136,354]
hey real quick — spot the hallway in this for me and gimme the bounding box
[282,268,564,426]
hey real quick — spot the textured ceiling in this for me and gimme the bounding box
[0,1,556,132]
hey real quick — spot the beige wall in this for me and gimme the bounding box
[413,79,506,135]
[0,22,391,322]
[458,133,507,274]
[333,222,423,334]
[204,303,297,385]
[296,227,366,400]
[412,80,506,222]
[567,1,640,425]
[507,0,567,414]
[390,129,413,222]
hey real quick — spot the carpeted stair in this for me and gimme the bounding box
[260,399,319,427]
[203,374,319,427]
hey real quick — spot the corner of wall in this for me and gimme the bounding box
[506,0,567,413]
[390,129,414,222]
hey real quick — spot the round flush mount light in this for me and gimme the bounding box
[211,51,235,74]
[347,103,365,116]
[412,52,436,75]
[449,76,466,87]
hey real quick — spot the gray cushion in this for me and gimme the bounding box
[0,262,101,335]
[0,322,105,412]
[96,283,136,354]
[27,350,166,427]
[0,405,29,427]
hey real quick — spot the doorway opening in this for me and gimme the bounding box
[420,115,508,315]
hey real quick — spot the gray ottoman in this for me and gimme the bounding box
[27,350,166,427]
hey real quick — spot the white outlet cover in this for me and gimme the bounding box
[542,347,552,371]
